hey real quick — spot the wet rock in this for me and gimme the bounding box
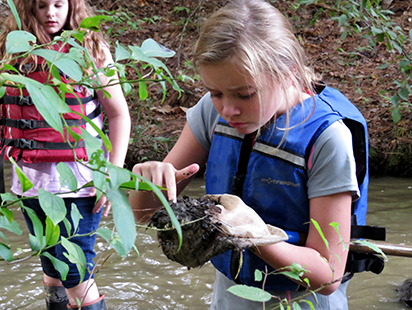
[397,278,412,307]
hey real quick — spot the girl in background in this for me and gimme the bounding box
[0,0,130,309]
[130,0,369,309]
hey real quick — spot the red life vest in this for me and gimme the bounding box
[0,44,101,164]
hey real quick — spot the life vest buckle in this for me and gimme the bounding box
[18,119,35,130]
[17,96,33,106]
[16,139,35,149]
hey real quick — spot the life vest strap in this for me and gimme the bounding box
[2,138,86,150]
[0,95,94,106]
[0,104,102,130]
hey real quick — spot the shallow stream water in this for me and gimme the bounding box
[1,175,412,309]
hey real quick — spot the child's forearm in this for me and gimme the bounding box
[108,114,131,167]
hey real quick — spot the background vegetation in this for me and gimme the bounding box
[86,0,412,176]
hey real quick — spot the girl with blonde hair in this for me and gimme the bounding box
[130,0,369,309]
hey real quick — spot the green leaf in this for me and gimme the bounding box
[96,227,128,258]
[1,192,21,205]
[45,216,60,246]
[377,63,389,70]
[107,164,131,191]
[391,94,400,107]
[70,111,111,151]
[311,219,328,250]
[0,207,14,223]
[139,81,148,100]
[0,87,5,98]
[67,30,87,44]
[0,230,10,244]
[0,242,13,262]
[6,0,21,30]
[62,218,72,237]
[91,167,107,196]
[8,157,33,193]
[50,64,63,83]
[376,33,385,42]
[106,189,136,254]
[80,128,104,160]
[30,49,83,82]
[115,41,131,62]
[392,41,402,54]
[278,270,303,282]
[6,31,36,54]
[79,15,113,32]
[61,236,86,283]
[29,233,42,251]
[57,162,78,192]
[41,252,69,281]
[38,188,67,226]
[371,26,383,35]
[0,213,22,235]
[65,46,87,68]
[398,87,410,101]
[122,82,132,96]
[254,269,263,282]
[352,239,388,260]
[22,206,44,248]
[227,285,272,302]
[129,46,175,79]
[141,38,176,58]
[71,203,83,234]
[392,107,401,124]
[292,302,302,310]
[330,221,348,251]
[24,79,65,133]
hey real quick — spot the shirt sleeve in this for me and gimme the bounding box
[307,119,360,201]
[186,92,219,152]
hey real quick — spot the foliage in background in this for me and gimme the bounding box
[295,0,412,124]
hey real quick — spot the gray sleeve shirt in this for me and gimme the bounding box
[187,93,359,200]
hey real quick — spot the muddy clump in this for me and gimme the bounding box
[148,195,236,269]
[148,194,288,269]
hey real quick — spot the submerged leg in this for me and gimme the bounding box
[44,284,69,310]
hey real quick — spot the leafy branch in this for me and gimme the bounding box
[0,4,184,285]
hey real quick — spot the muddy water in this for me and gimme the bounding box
[1,175,412,309]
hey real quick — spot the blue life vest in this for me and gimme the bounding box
[206,85,369,291]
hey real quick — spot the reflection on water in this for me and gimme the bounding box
[1,176,412,309]
[347,176,412,310]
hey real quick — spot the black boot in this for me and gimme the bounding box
[44,285,69,310]
[67,295,106,310]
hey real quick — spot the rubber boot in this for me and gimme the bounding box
[67,295,106,310]
[44,285,69,310]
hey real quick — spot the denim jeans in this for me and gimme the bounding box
[21,197,103,289]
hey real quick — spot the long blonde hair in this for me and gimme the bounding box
[0,0,107,68]
[194,0,319,132]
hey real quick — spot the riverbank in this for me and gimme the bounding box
[1,0,411,176]
[104,0,411,176]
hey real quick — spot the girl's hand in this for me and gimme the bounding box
[132,161,199,203]
[91,188,112,217]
